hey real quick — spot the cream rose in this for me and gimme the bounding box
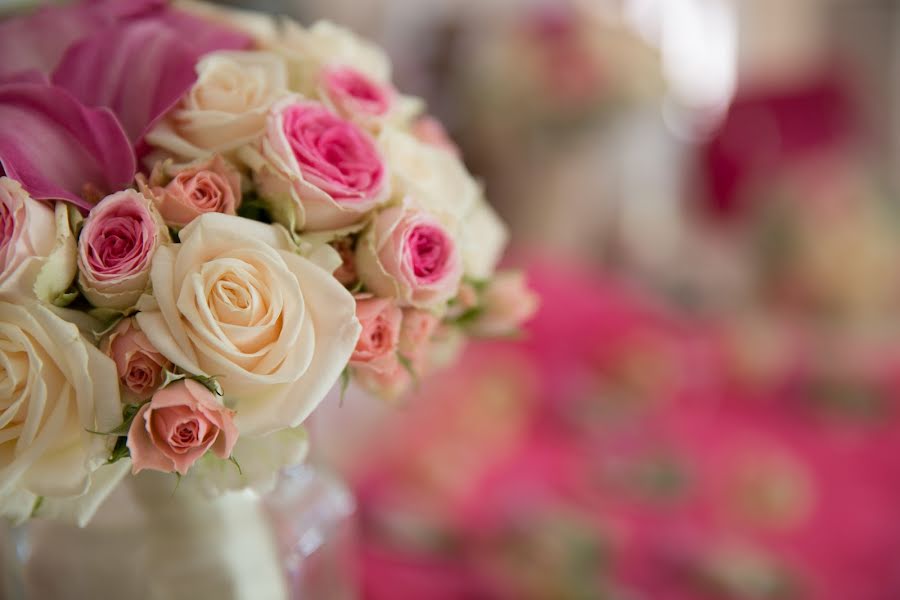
[379,128,508,279]
[146,50,289,161]
[0,302,127,524]
[0,178,77,304]
[135,213,361,436]
[268,20,392,94]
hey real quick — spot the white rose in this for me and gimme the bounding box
[268,20,392,94]
[135,213,361,436]
[0,179,77,304]
[379,128,508,279]
[0,302,126,525]
[146,51,289,161]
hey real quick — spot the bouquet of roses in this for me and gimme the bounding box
[0,0,536,525]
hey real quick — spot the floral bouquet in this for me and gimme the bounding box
[0,0,535,527]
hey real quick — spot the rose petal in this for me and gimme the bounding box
[0,80,135,210]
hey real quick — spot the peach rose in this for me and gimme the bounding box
[102,318,172,399]
[356,203,462,308]
[127,379,238,475]
[139,156,241,227]
[350,295,402,374]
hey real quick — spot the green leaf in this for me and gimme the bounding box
[236,195,273,223]
[30,495,44,518]
[106,437,131,464]
[229,455,243,475]
[87,402,146,436]
[451,306,484,328]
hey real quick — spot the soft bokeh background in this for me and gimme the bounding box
[5,0,897,597]
[261,0,900,598]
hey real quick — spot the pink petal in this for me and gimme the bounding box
[0,80,135,210]
[52,20,197,144]
[0,0,162,79]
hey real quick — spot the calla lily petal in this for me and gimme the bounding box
[0,80,136,210]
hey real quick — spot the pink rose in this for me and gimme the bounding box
[470,271,540,336]
[411,116,460,156]
[127,379,238,476]
[240,97,390,231]
[77,190,167,310]
[356,204,463,308]
[354,358,413,401]
[139,155,241,227]
[320,66,394,125]
[101,318,172,399]
[0,177,55,298]
[350,295,402,373]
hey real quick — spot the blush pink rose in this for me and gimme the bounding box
[320,66,394,125]
[139,155,241,227]
[399,308,440,361]
[350,295,402,374]
[356,204,463,308]
[411,116,460,156]
[241,97,390,231]
[0,177,55,298]
[470,271,540,337]
[101,318,172,399]
[127,379,238,476]
[77,190,167,310]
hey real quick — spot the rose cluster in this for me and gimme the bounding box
[0,0,535,524]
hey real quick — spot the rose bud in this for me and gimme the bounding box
[139,155,241,227]
[101,318,172,399]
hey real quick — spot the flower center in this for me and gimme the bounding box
[407,224,450,283]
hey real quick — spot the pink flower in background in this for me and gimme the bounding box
[321,65,394,122]
[140,155,241,227]
[128,379,238,475]
[102,318,172,399]
[0,177,55,296]
[247,98,389,231]
[351,296,403,374]
[357,204,463,308]
[77,190,166,310]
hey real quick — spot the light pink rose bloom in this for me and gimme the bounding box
[356,204,463,308]
[350,295,402,374]
[470,271,540,336]
[240,97,390,231]
[411,116,460,156]
[77,190,167,310]
[399,308,440,361]
[319,66,394,126]
[139,156,241,227]
[127,379,238,476]
[101,318,172,399]
[354,356,413,402]
[0,177,55,298]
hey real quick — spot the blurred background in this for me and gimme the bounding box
[8,0,900,598]
[276,0,900,598]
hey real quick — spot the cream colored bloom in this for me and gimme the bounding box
[0,179,77,304]
[135,213,361,436]
[268,20,391,94]
[0,302,126,524]
[146,51,289,161]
